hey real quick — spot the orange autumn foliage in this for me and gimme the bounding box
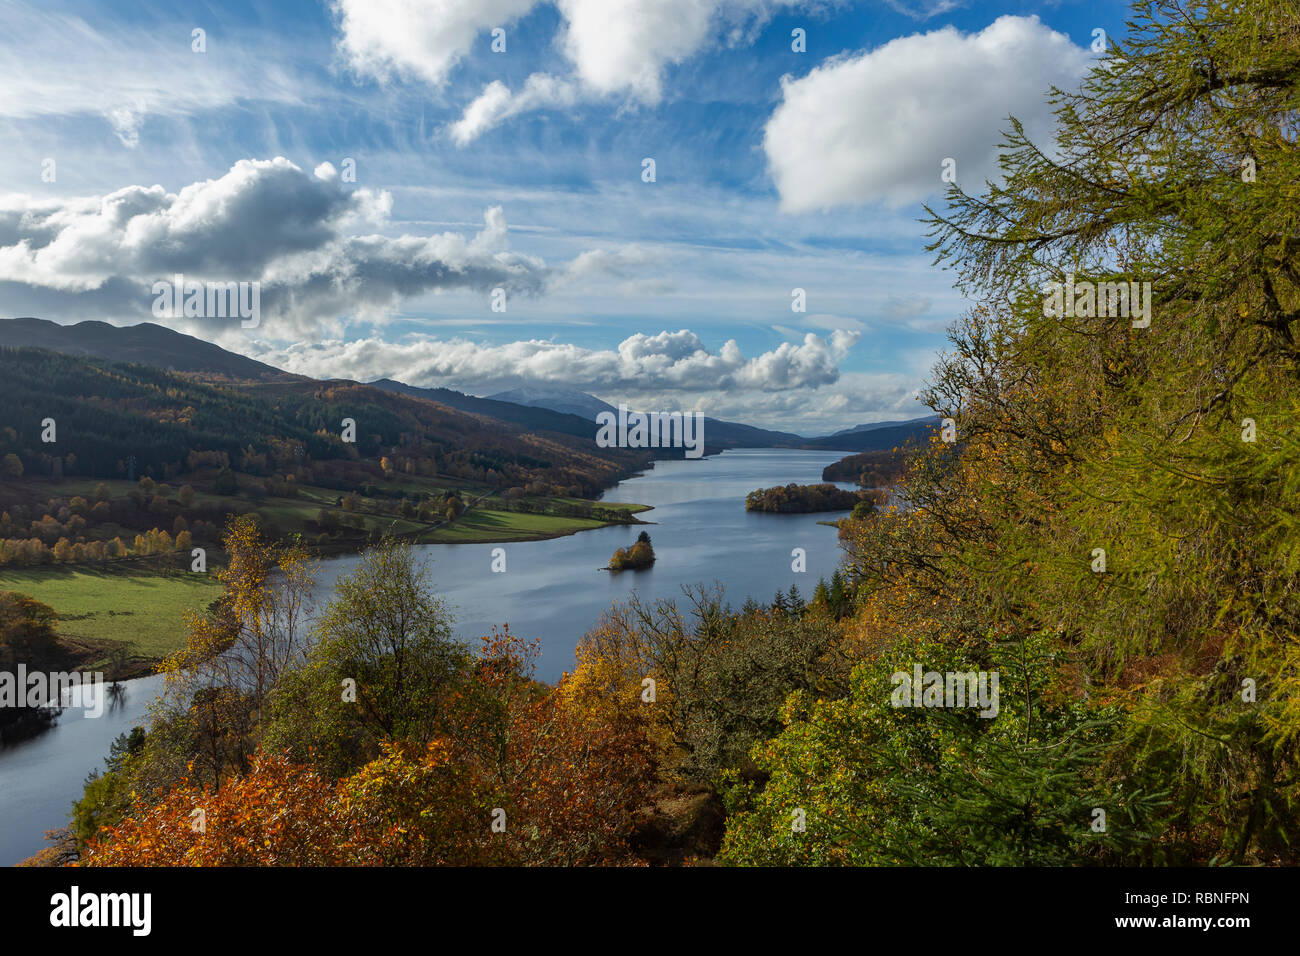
[79,754,346,866]
[80,640,658,867]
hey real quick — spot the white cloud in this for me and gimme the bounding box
[450,74,581,146]
[0,158,554,336]
[555,0,720,101]
[250,327,858,394]
[763,15,1091,211]
[246,330,917,433]
[693,370,923,432]
[447,0,730,142]
[558,244,662,283]
[331,0,539,87]
[359,0,810,144]
[0,3,304,148]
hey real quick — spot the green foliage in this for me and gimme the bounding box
[822,449,908,487]
[723,0,1300,865]
[745,483,863,513]
[263,538,471,776]
[212,467,238,495]
[70,727,146,849]
[719,635,1171,865]
[579,587,849,782]
[0,589,63,743]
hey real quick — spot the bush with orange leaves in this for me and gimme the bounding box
[78,549,659,867]
[80,665,657,866]
[459,626,658,865]
[337,740,498,866]
[497,684,656,865]
[78,753,348,866]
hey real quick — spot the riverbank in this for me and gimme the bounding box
[0,448,854,866]
[420,501,651,543]
[0,498,653,674]
[0,568,222,677]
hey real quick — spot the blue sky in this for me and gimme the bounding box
[0,0,1132,433]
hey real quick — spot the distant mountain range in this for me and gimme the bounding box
[488,385,612,421]
[828,415,939,437]
[486,384,858,450]
[370,379,599,441]
[800,416,940,452]
[0,317,938,452]
[488,384,936,451]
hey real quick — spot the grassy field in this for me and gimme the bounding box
[0,568,221,663]
[0,476,651,668]
[553,498,651,514]
[421,508,620,543]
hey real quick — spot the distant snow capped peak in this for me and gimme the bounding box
[487,386,615,419]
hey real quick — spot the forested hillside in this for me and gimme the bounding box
[0,347,649,495]
[62,0,1300,868]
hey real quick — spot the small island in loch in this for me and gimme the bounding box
[607,530,655,571]
[745,482,869,514]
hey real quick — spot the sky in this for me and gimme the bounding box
[0,0,1132,434]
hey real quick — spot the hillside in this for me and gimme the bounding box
[0,318,811,451]
[0,346,650,495]
[489,384,806,448]
[800,418,937,452]
[370,378,599,440]
[0,317,296,383]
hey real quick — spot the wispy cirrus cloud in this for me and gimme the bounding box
[0,3,307,147]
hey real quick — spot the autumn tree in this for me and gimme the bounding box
[264,538,466,776]
[723,0,1300,865]
[156,515,316,786]
[80,753,348,866]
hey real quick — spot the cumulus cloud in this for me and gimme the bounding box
[0,158,553,335]
[331,0,804,144]
[448,0,791,142]
[249,327,858,394]
[249,328,911,434]
[554,0,721,101]
[331,0,539,87]
[763,15,1091,211]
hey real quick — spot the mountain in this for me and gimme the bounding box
[0,346,651,495]
[488,386,614,421]
[488,385,805,448]
[0,317,296,382]
[827,415,941,437]
[0,317,914,453]
[701,417,804,448]
[801,417,939,452]
[370,379,600,441]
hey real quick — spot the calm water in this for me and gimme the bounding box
[0,448,855,864]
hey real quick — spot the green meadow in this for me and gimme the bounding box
[0,568,221,662]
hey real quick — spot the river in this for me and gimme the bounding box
[0,447,858,864]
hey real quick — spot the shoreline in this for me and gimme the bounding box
[1,500,658,680]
